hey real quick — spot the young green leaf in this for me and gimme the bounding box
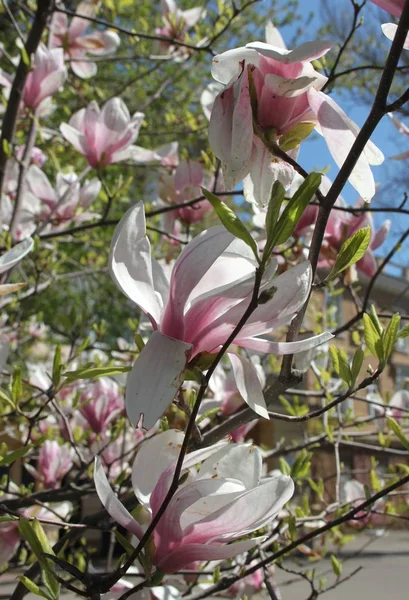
[63,365,131,382]
[272,172,322,247]
[383,313,401,361]
[262,181,286,261]
[19,577,53,600]
[201,187,259,262]
[52,345,62,387]
[387,417,409,452]
[363,313,383,361]
[330,554,343,578]
[397,324,409,339]
[327,226,371,281]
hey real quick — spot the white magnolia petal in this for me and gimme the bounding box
[132,429,185,507]
[94,457,144,539]
[381,22,409,50]
[109,202,166,326]
[125,332,192,429]
[0,238,34,274]
[228,353,269,419]
[238,330,334,355]
[246,40,332,64]
[309,89,378,200]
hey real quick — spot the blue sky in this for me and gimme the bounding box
[275,0,409,269]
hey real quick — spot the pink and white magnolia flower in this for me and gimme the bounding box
[159,160,215,225]
[156,0,206,54]
[25,164,101,229]
[22,44,67,109]
[389,389,409,420]
[344,479,386,529]
[77,377,124,434]
[209,36,383,205]
[109,202,332,429]
[25,440,74,488]
[50,1,120,79]
[95,429,294,573]
[60,98,146,169]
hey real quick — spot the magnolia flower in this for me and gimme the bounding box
[389,389,409,420]
[25,440,74,488]
[22,44,66,109]
[156,0,205,54]
[109,202,332,429]
[344,479,386,529]
[95,429,294,573]
[50,1,120,79]
[60,97,146,168]
[370,0,404,16]
[209,35,383,205]
[25,164,101,229]
[77,377,124,434]
[159,160,215,225]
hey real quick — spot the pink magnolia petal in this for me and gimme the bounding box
[183,476,294,543]
[182,7,205,27]
[125,332,192,429]
[157,538,261,573]
[71,58,98,79]
[265,21,287,48]
[26,165,56,205]
[371,220,391,250]
[94,457,144,539]
[356,250,377,277]
[370,0,404,17]
[60,123,89,156]
[228,353,268,419]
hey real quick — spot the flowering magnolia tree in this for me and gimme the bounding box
[1,0,409,599]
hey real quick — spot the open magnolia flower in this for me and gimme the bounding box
[109,202,332,429]
[156,0,206,54]
[95,429,294,573]
[50,1,120,79]
[60,97,145,169]
[209,35,383,205]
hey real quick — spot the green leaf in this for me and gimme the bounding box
[387,417,409,452]
[0,444,32,466]
[279,395,296,416]
[278,122,316,152]
[52,345,62,387]
[363,313,383,361]
[10,366,23,406]
[370,305,384,336]
[262,181,286,261]
[273,173,322,247]
[63,365,131,382]
[201,187,259,262]
[397,324,409,339]
[196,407,220,425]
[19,577,53,600]
[114,530,135,556]
[20,46,31,67]
[19,518,60,599]
[330,346,351,386]
[383,313,401,361]
[330,554,343,577]
[350,348,364,386]
[2,138,11,157]
[327,226,371,281]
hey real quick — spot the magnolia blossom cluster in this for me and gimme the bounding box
[208,28,384,206]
